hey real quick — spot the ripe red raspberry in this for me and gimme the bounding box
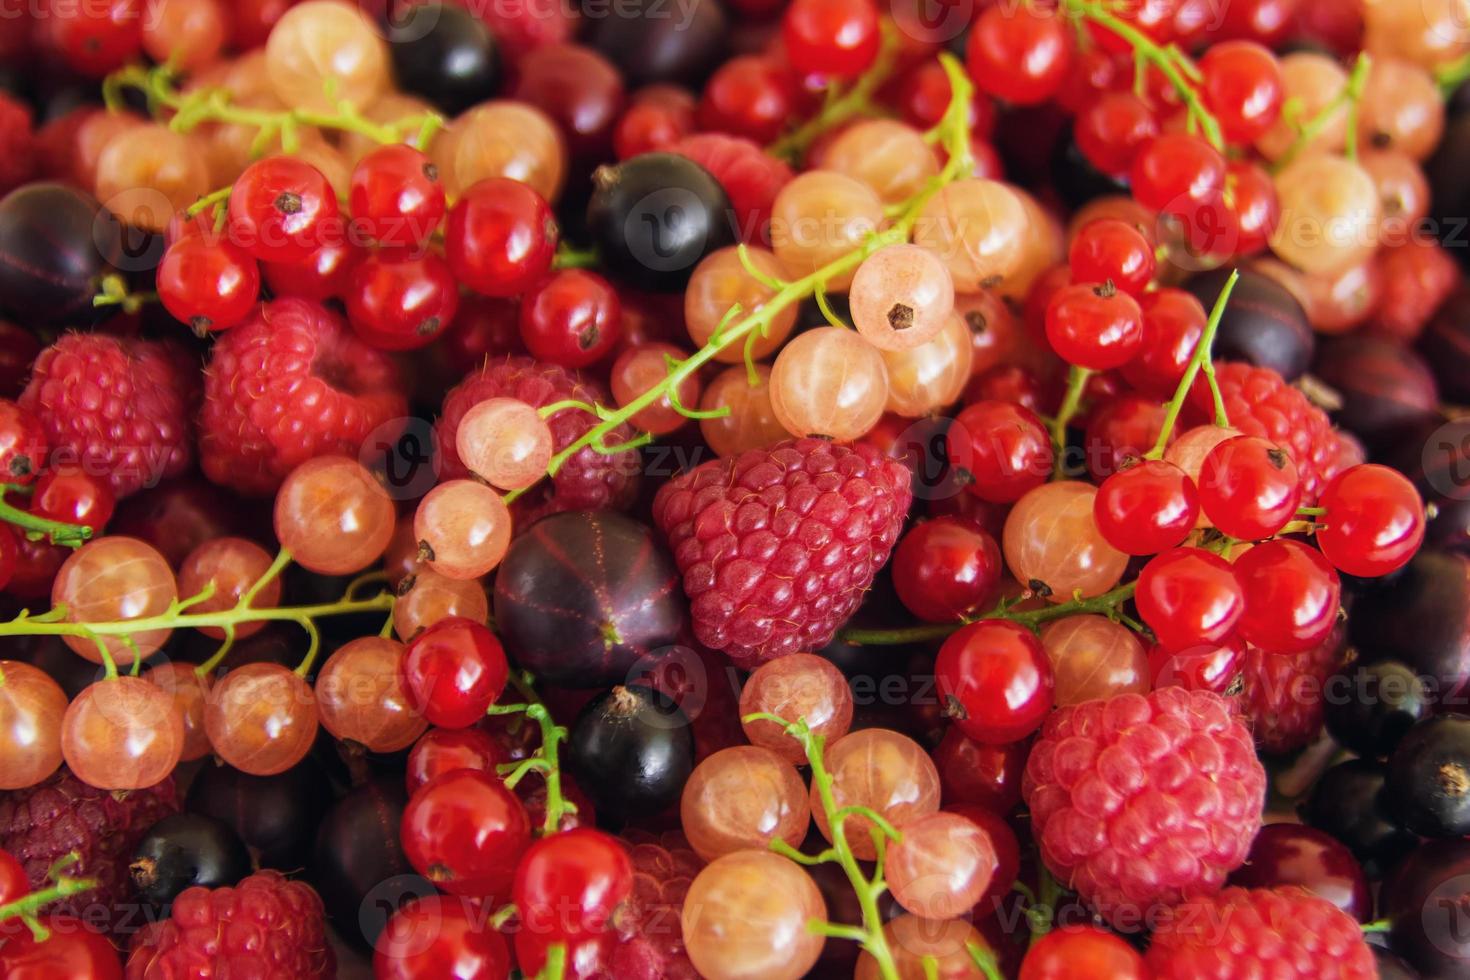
[1243,627,1346,754]
[0,92,36,195]
[606,829,703,980]
[125,870,333,978]
[1190,362,1348,502]
[652,438,912,668]
[670,134,793,244]
[434,355,639,527]
[1145,886,1376,978]
[1022,688,1266,931]
[0,768,179,936]
[19,333,197,498]
[199,298,408,495]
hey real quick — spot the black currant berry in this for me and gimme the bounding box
[492,510,686,687]
[1313,335,1441,456]
[0,182,121,325]
[1322,660,1431,758]
[130,813,252,910]
[1371,946,1420,980]
[1302,758,1417,879]
[586,153,734,292]
[584,0,728,88]
[1389,715,1470,838]
[567,684,694,824]
[1350,550,1470,710]
[1184,267,1313,381]
[1383,838,1470,977]
[186,758,333,870]
[387,3,499,117]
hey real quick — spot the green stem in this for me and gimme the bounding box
[967,942,1005,980]
[536,943,567,980]
[1362,919,1390,934]
[185,186,232,218]
[1050,366,1093,477]
[0,488,91,547]
[91,273,157,315]
[1437,51,1470,96]
[1144,269,1240,460]
[0,872,99,935]
[551,244,599,270]
[1273,53,1371,171]
[1059,0,1224,150]
[767,27,900,164]
[486,681,574,835]
[839,581,1139,646]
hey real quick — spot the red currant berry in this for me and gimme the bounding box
[947,400,1054,504]
[519,270,622,369]
[1085,0,1177,54]
[0,399,47,486]
[1020,925,1148,980]
[1220,0,1299,47]
[1183,160,1280,259]
[891,516,1002,623]
[1129,134,1227,215]
[1094,459,1200,556]
[261,241,361,302]
[1315,464,1426,578]
[614,86,696,159]
[515,931,613,980]
[6,534,65,600]
[406,728,510,795]
[1200,41,1285,146]
[30,465,115,532]
[1121,288,1206,398]
[0,523,17,593]
[1075,91,1160,177]
[936,619,1055,744]
[0,915,124,978]
[157,234,260,333]
[933,726,1026,813]
[348,144,446,248]
[781,0,881,81]
[697,56,802,145]
[0,849,27,905]
[512,827,633,943]
[228,156,341,264]
[1056,44,1123,114]
[1198,435,1302,541]
[375,895,511,980]
[511,43,625,159]
[945,802,1022,915]
[401,769,531,899]
[1045,282,1144,371]
[896,60,998,139]
[1083,394,1170,482]
[401,617,510,730]
[44,0,141,77]
[444,177,558,299]
[1136,547,1244,651]
[345,249,460,352]
[963,365,1046,415]
[1069,218,1157,298]
[966,5,1073,106]
[1233,538,1341,653]
[1148,634,1246,695]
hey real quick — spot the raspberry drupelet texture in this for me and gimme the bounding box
[0,768,179,935]
[652,437,912,668]
[434,355,640,527]
[1243,627,1347,754]
[1190,362,1351,502]
[1022,688,1266,931]
[1144,886,1377,978]
[20,333,198,498]
[125,870,334,978]
[198,297,408,495]
[607,829,704,980]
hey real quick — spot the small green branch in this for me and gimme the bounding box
[1145,269,1240,460]
[1050,366,1093,477]
[968,943,1005,980]
[0,851,98,942]
[1273,53,1371,171]
[551,244,599,270]
[486,680,574,835]
[91,273,158,316]
[767,27,900,164]
[0,488,91,547]
[838,581,1140,646]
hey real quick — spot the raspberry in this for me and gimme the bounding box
[0,92,35,196]
[199,298,408,496]
[1190,362,1348,502]
[1022,688,1266,931]
[434,355,639,527]
[652,438,912,668]
[0,768,179,936]
[1243,628,1346,754]
[670,134,793,244]
[125,870,334,979]
[605,829,703,980]
[1145,886,1376,978]
[19,333,197,498]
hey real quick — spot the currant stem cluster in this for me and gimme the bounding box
[1145,267,1240,460]
[0,484,92,548]
[1273,52,1373,171]
[0,853,98,943]
[487,671,576,836]
[767,25,901,165]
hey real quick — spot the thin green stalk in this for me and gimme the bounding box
[551,244,599,270]
[1144,269,1240,460]
[767,27,900,164]
[1273,53,1371,171]
[838,581,1139,646]
[0,487,91,547]
[0,854,98,942]
[486,679,575,836]
[1050,366,1093,476]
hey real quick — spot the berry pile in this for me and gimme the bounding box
[0,0,1462,976]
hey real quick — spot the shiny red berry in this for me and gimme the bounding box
[934,727,1026,813]
[406,727,511,795]
[891,516,1002,623]
[157,235,261,333]
[1020,925,1148,980]
[30,465,115,532]
[1200,41,1285,146]
[966,5,1073,106]
[348,144,446,248]
[1075,91,1159,177]
[1121,289,1206,398]
[261,241,361,302]
[1316,464,1426,578]
[445,177,558,299]
[1094,459,1199,556]
[375,895,511,980]
[1069,218,1157,298]
[401,769,531,899]
[697,56,802,145]
[401,617,510,730]
[1148,635,1246,695]
[1129,134,1227,215]
[781,0,880,80]
[947,400,1053,504]
[1198,435,1303,541]
[45,0,141,77]
[512,828,633,944]
[1136,547,1244,652]
[1233,538,1341,653]
[0,399,47,486]
[936,619,1054,744]
[1045,282,1144,371]
[228,156,341,264]
[519,270,622,368]
[345,249,460,351]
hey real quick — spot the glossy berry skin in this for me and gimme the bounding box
[936,619,1055,745]
[781,0,880,80]
[400,617,509,730]
[1136,547,1244,652]
[1388,715,1470,839]
[228,156,341,264]
[519,270,621,368]
[1199,41,1284,145]
[1068,219,1156,298]
[966,5,1072,106]
[948,400,1053,504]
[405,727,509,794]
[345,250,459,351]
[157,235,260,334]
[1094,460,1200,556]
[512,828,633,943]
[1227,823,1370,922]
[348,145,446,248]
[387,3,500,117]
[1233,539,1340,653]
[1122,289,1206,398]
[1198,435,1302,540]
[0,400,47,485]
[400,769,531,900]
[0,916,124,979]
[891,517,1002,623]
[375,895,511,980]
[1075,91,1158,177]
[444,177,558,299]
[262,242,360,302]
[1322,660,1429,759]
[934,727,1026,813]
[0,849,26,904]
[1129,134,1227,215]
[45,0,141,77]
[0,523,17,592]
[1149,635,1246,695]
[29,467,115,532]
[1021,925,1147,980]
[1045,283,1144,371]
[1316,464,1426,578]
[567,685,694,823]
